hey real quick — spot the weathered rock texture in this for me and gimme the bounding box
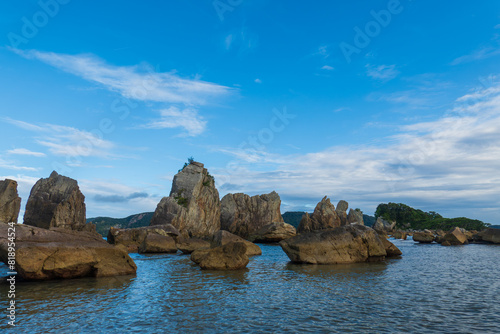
[150,162,220,238]
[138,234,177,253]
[413,230,435,243]
[392,231,407,240]
[220,191,284,239]
[0,222,136,280]
[381,238,402,257]
[336,200,349,226]
[249,222,296,243]
[441,227,468,246]
[347,209,364,225]
[297,196,341,233]
[372,217,396,233]
[176,238,211,254]
[0,179,21,223]
[280,225,388,264]
[211,230,261,256]
[107,225,179,253]
[476,228,500,244]
[24,171,87,230]
[191,242,249,270]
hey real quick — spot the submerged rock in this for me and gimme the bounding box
[0,222,136,280]
[191,242,249,270]
[413,230,435,243]
[0,179,21,223]
[211,230,261,256]
[249,221,296,243]
[279,225,387,264]
[138,234,177,253]
[297,196,341,233]
[220,191,284,239]
[107,225,179,253]
[150,162,221,238]
[24,171,90,231]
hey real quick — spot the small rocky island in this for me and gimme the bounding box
[1,161,497,280]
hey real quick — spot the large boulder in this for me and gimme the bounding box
[211,230,261,256]
[107,225,179,253]
[441,227,468,246]
[381,238,402,257]
[220,191,284,239]
[0,179,21,223]
[297,196,341,233]
[347,208,364,225]
[191,242,249,270]
[279,225,387,264]
[24,171,88,231]
[176,238,211,254]
[0,222,136,280]
[372,217,396,233]
[150,162,220,238]
[248,222,296,243]
[413,230,435,243]
[336,200,349,226]
[138,234,177,253]
[392,230,407,240]
[476,228,500,244]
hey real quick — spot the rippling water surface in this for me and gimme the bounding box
[1,239,499,333]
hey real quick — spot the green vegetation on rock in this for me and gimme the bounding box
[375,202,490,231]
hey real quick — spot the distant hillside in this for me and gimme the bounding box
[490,225,500,229]
[363,214,376,227]
[282,211,305,228]
[87,212,154,237]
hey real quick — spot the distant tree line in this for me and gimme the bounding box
[375,202,490,231]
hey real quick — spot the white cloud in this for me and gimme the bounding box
[321,65,334,71]
[7,148,46,157]
[451,46,500,65]
[213,80,500,223]
[138,106,207,137]
[366,64,400,81]
[0,158,39,172]
[254,78,262,84]
[3,118,116,160]
[225,34,233,50]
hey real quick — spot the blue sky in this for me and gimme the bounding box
[1,1,500,223]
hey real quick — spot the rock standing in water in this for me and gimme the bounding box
[0,179,21,223]
[297,196,341,233]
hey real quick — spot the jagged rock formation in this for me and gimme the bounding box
[372,217,396,233]
[150,162,221,238]
[220,191,284,239]
[381,238,402,256]
[190,242,249,270]
[441,227,468,246]
[248,222,296,243]
[297,196,341,233]
[0,179,21,223]
[107,225,180,253]
[336,200,349,225]
[24,171,88,230]
[280,225,388,264]
[347,209,364,225]
[0,222,136,280]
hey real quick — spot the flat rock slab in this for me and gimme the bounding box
[191,242,249,270]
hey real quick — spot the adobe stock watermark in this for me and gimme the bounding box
[5,222,17,327]
[213,0,243,21]
[7,0,71,48]
[215,106,296,189]
[339,0,405,63]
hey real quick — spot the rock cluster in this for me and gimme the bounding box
[24,171,88,231]
[347,208,364,225]
[476,228,500,244]
[0,222,136,280]
[280,225,400,264]
[248,222,296,243]
[211,230,261,256]
[190,242,249,270]
[297,196,341,233]
[150,162,221,238]
[220,191,284,239]
[0,179,21,223]
[107,225,180,253]
[372,217,396,234]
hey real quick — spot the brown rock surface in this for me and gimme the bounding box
[392,231,407,240]
[297,196,341,233]
[279,225,387,264]
[192,242,249,270]
[413,231,435,243]
[442,227,468,246]
[0,222,136,280]
[336,200,349,226]
[0,179,21,223]
[24,171,88,230]
[211,230,261,256]
[347,208,364,225]
[138,234,177,253]
[248,222,296,243]
[381,238,402,257]
[476,228,500,244]
[150,162,220,238]
[220,191,284,239]
[176,238,211,254]
[107,225,179,253]
[372,217,396,233]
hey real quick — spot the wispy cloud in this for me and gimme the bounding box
[0,158,39,172]
[321,65,334,71]
[137,106,207,136]
[451,46,500,65]
[366,64,400,81]
[3,118,116,159]
[254,78,262,84]
[7,148,46,157]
